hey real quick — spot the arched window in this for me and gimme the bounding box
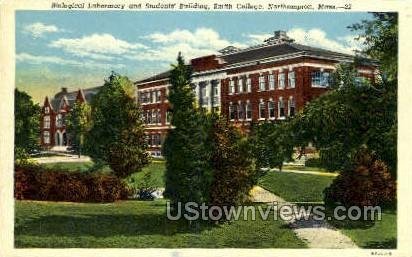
[278,73,285,89]
[229,103,236,120]
[56,114,63,127]
[43,116,50,128]
[259,100,266,119]
[43,131,50,144]
[229,80,235,94]
[245,101,252,120]
[289,97,296,116]
[268,100,276,119]
[288,71,296,88]
[278,97,285,118]
[268,74,275,90]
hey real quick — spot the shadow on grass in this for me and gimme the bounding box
[15,213,218,238]
[363,238,397,249]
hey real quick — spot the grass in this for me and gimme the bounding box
[127,160,166,188]
[258,171,336,202]
[40,161,96,173]
[39,160,165,188]
[15,200,306,248]
[32,160,396,248]
[282,165,333,173]
[260,171,397,249]
[327,207,397,249]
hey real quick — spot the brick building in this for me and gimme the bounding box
[40,87,100,149]
[135,31,377,157]
[40,31,376,154]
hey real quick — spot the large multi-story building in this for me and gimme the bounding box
[135,30,377,156]
[40,31,376,154]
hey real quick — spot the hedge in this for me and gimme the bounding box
[15,164,129,202]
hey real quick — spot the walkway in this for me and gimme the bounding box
[250,186,358,248]
[269,168,338,177]
[30,152,91,164]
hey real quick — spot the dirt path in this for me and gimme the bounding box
[250,186,358,248]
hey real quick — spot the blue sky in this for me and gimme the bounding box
[16,11,373,103]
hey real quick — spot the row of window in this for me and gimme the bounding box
[43,114,64,129]
[228,97,296,121]
[198,83,220,106]
[143,109,171,125]
[311,71,331,87]
[146,133,162,147]
[137,71,330,106]
[228,71,296,94]
[139,90,162,104]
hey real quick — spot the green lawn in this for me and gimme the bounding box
[30,160,396,248]
[15,200,306,248]
[258,171,336,202]
[259,171,397,249]
[282,165,332,173]
[41,161,96,173]
[127,160,166,188]
[328,208,397,249]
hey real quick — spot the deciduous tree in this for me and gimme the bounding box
[14,89,41,161]
[85,72,150,178]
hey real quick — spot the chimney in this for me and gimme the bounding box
[61,87,68,93]
[218,45,240,54]
[274,30,287,39]
[264,30,294,44]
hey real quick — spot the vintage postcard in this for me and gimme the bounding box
[0,0,411,256]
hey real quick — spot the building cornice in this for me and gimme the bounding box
[136,51,356,87]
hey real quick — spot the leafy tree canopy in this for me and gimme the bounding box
[85,72,149,178]
[15,89,41,160]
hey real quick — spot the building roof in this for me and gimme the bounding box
[135,40,359,85]
[135,70,171,84]
[49,86,101,110]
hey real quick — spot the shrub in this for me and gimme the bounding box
[14,164,130,202]
[87,174,130,202]
[324,148,396,207]
[209,116,256,209]
[14,164,39,200]
[36,171,90,202]
[130,172,156,200]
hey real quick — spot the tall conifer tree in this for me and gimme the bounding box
[163,53,213,207]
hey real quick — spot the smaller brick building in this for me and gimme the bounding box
[40,87,100,149]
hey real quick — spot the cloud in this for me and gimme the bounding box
[243,29,363,55]
[23,22,60,38]
[245,33,272,44]
[287,28,362,54]
[135,28,247,62]
[16,52,125,69]
[49,33,147,61]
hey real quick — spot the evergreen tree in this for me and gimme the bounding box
[163,53,213,207]
[85,72,150,178]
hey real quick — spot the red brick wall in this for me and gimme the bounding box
[131,57,377,155]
